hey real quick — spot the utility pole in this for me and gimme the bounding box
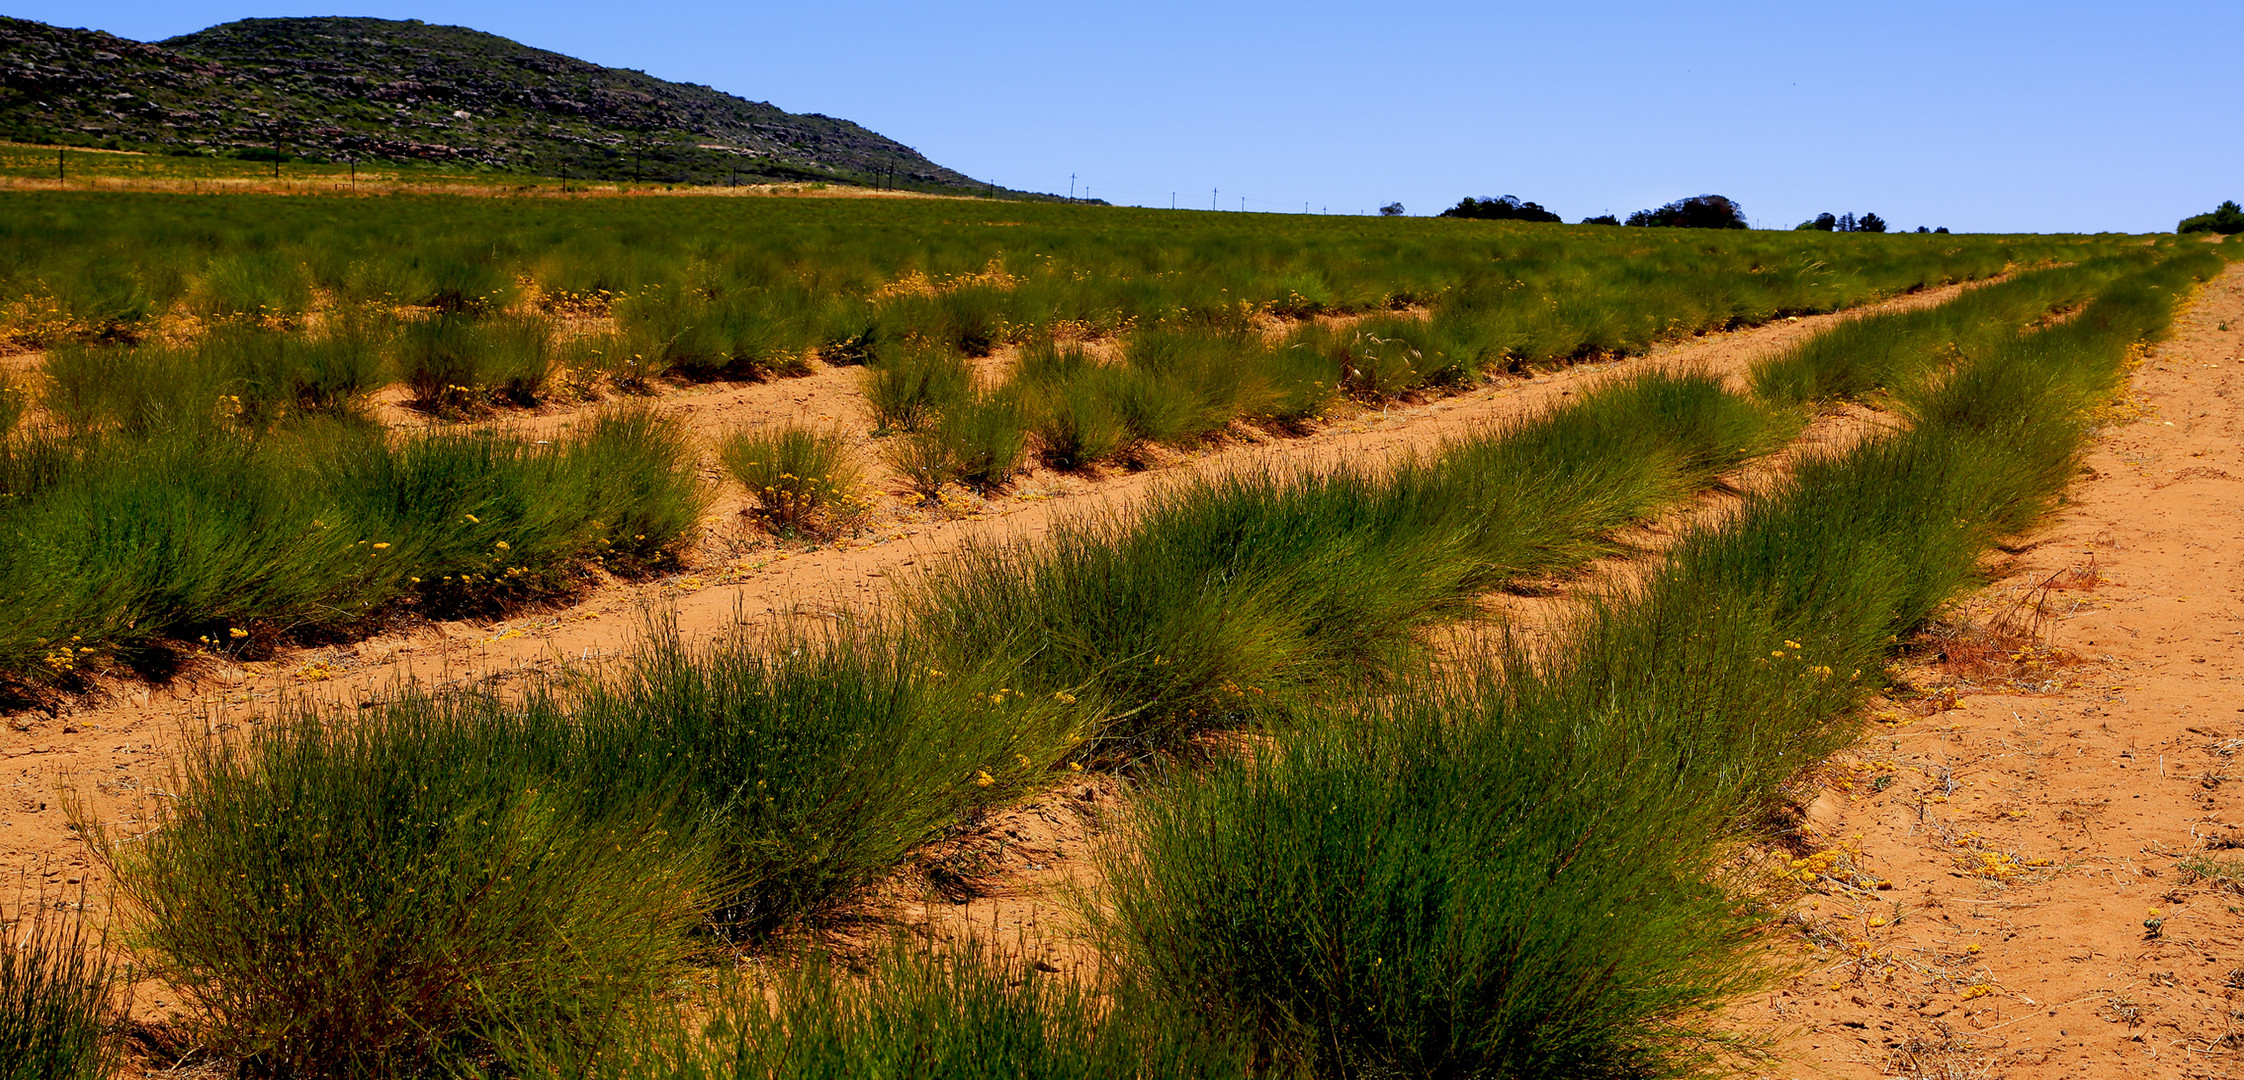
[273,137,281,180]
[56,147,63,183]
[1171,192,1176,210]
[1212,187,1218,211]
[1240,196,1245,212]
[349,156,356,185]
[1069,173,1076,201]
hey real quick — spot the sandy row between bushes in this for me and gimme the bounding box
[0,279,1979,936]
[1723,257,2244,1080]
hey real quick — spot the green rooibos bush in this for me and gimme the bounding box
[501,940,1255,1080]
[561,623,1077,939]
[912,370,1795,757]
[89,701,708,1078]
[398,313,553,411]
[719,425,862,536]
[191,250,313,323]
[862,345,973,433]
[0,890,123,1080]
[935,391,1028,490]
[1030,372,1127,468]
[415,251,518,314]
[1099,681,1773,1080]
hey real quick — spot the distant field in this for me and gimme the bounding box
[0,189,2124,689]
[2,186,2226,1079]
[0,140,548,190]
[0,140,1000,197]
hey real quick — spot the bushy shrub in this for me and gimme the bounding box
[560,624,1076,938]
[862,345,973,433]
[414,250,517,313]
[191,251,313,323]
[719,425,862,536]
[397,313,552,411]
[937,391,1029,490]
[1029,372,1127,469]
[0,406,702,681]
[0,376,26,438]
[89,702,709,1077]
[1099,679,1775,1080]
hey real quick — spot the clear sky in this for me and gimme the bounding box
[18,1,2240,233]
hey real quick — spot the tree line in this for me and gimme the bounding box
[1429,192,1950,233]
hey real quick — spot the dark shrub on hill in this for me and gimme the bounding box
[2179,200,2244,235]
[1438,195,1562,223]
[1624,194,1748,229]
[1581,213,1620,226]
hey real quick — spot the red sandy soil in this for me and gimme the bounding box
[1729,260,2244,1080]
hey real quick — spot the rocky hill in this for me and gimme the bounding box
[0,15,1007,192]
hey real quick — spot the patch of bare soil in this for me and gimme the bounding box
[0,280,1979,940]
[1732,261,2244,1080]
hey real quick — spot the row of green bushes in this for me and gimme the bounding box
[1750,248,2165,405]
[1092,246,2226,1076]
[9,204,2119,478]
[27,246,2219,1075]
[849,247,2172,492]
[76,361,1808,1074]
[1,190,2110,349]
[18,240,2220,1075]
[532,242,2232,1080]
[0,409,700,688]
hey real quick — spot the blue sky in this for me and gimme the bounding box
[22,1,2240,232]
